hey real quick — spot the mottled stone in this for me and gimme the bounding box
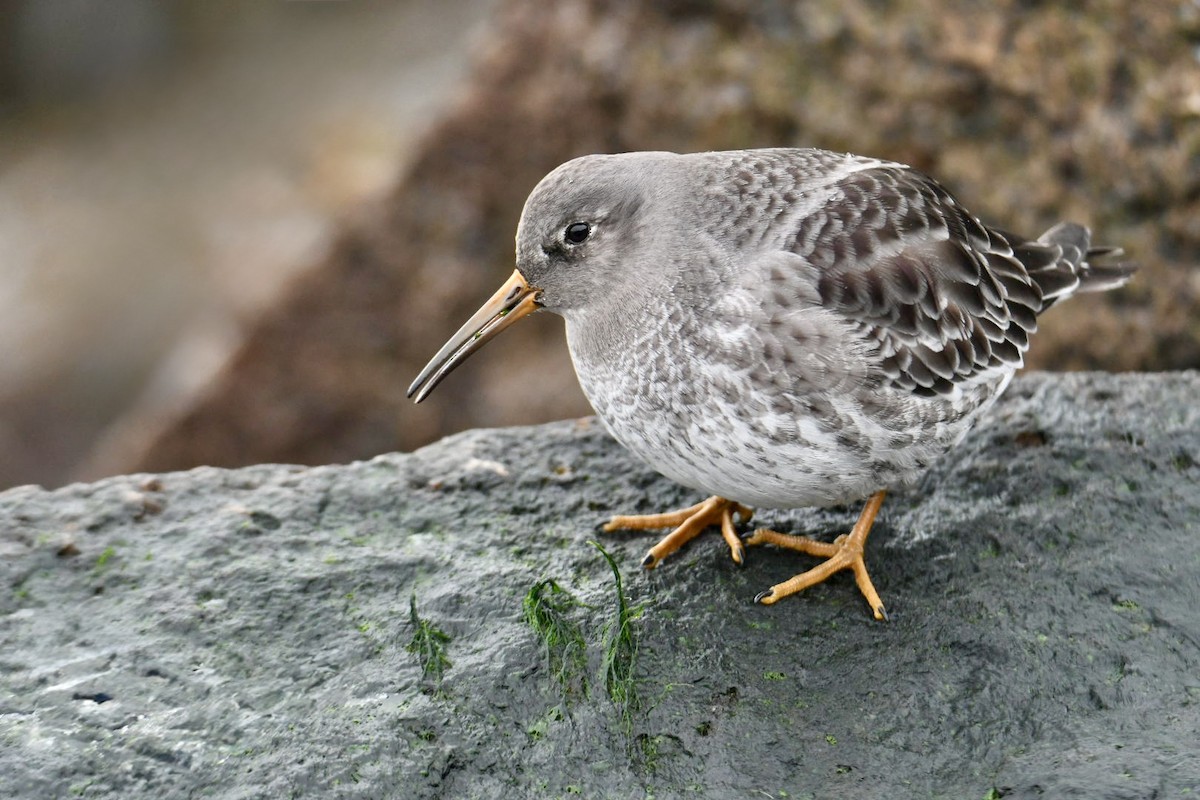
[2,372,1198,798]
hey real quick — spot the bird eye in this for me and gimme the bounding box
[563,222,591,245]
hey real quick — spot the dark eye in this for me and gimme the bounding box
[563,222,591,245]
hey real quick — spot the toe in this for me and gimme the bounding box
[740,529,765,546]
[754,588,776,604]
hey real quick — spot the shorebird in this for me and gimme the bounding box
[408,148,1135,619]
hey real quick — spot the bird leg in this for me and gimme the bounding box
[602,496,753,568]
[742,490,888,620]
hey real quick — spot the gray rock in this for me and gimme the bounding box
[1,372,1198,799]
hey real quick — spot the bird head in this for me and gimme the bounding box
[407,152,667,402]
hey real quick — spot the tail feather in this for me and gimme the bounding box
[1022,221,1138,308]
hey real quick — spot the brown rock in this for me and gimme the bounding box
[115,0,1200,476]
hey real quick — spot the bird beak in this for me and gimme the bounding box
[407,269,542,403]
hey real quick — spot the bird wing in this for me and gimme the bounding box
[782,165,1045,397]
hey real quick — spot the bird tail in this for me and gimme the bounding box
[1017,222,1139,309]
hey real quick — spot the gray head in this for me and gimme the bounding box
[514,152,678,313]
[406,151,680,401]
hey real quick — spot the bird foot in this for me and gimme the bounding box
[602,496,753,568]
[742,490,889,620]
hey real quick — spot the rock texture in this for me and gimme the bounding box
[3,372,1199,798]
[94,0,1199,482]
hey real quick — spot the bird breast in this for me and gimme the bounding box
[562,290,992,509]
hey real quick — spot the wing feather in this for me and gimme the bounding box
[788,166,1044,397]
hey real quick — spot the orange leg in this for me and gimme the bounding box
[742,490,889,620]
[602,496,753,568]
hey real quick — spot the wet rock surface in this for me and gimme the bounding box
[2,372,1198,798]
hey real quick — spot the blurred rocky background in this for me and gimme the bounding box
[2,0,1198,491]
[0,0,493,489]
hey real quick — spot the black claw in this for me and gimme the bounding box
[754,589,774,604]
[730,545,745,566]
[876,605,890,622]
[641,552,657,569]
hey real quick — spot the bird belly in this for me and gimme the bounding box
[614,403,884,508]
[566,314,1010,510]
[573,361,951,509]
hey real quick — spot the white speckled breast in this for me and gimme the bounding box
[564,289,1007,510]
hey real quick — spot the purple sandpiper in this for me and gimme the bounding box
[408,148,1136,619]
